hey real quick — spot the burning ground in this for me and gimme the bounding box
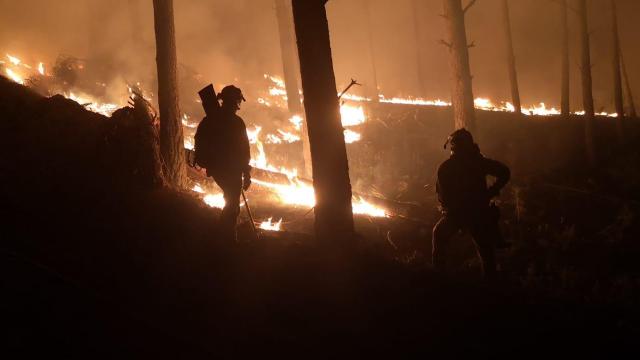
[2,72,640,356]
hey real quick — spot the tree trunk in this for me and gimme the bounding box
[501,0,521,115]
[292,0,355,242]
[152,0,187,188]
[578,0,596,165]
[364,0,380,102]
[560,0,570,116]
[621,49,637,118]
[275,0,303,115]
[412,0,428,99]
[610,0,624,142]
[274,0,311,177]
[442,0,476,133]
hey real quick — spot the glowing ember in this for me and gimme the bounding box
[259,217,283,231]
[192,184,205,193]
[343,129,362,144]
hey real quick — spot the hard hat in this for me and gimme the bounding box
[218,85,246,102]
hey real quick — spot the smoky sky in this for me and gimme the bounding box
[1,0,638,112]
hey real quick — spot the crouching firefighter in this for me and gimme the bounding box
[432,128,510,279]
[194,85,252,241]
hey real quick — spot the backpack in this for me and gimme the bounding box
[194,116,220,170]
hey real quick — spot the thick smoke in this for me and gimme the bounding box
[0,0,638,112]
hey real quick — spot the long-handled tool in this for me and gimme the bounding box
[241,189,259,240]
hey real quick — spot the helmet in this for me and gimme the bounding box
[444,128,474,151]
[217,85,246,103]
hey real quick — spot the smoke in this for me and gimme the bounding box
[0,0,638,112]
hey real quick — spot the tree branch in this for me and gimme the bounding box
[463,0,478,14]
[438,39,452,49]
[467,41,475,48]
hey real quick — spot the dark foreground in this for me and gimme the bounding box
[1,77,639,358]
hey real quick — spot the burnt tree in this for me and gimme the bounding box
[152,0,187,187]
[412,0,428,98]
[560,0,570,116]
[578,0,596,165]
[275,0,312,177]
[610,0,624,141]
[364,0,380,102]
[275,0,303,115]
[442,0,476,133]
[621,49,637,118]
[501,0,521,114]
[292,0,355,242]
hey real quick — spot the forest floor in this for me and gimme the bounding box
[1,76,639,358]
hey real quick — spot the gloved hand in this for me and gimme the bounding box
[242,173,252,191]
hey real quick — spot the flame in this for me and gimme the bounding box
[37,62,45,76]
[259,217,283,231]
[64,92,120,116]
[343,129,362,144]
[5,68,24,84]
[203,193,226,209]
[352,197,389,218]
[340,104,366,127]
[289,115,303,130]
[6,54,21,66]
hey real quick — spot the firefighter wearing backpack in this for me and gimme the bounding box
[196,85,252,240]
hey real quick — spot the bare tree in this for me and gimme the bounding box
[442,0,477,133]
[609,0,624,142]
[275,0,303,115]
[621,49,637,118]
[560,0,570,116]
[364,0,380,102]
[501,0,521,114]
[412,0,428,98]
[578,0,596,165]
[292,0,355,242]
[275,0,312,177]
[152,0,187,187]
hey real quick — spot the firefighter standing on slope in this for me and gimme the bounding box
[432,128,511,279]
[204,85,252,241]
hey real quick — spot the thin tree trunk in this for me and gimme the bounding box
[621,49,637,118]
[442,0,476,133]
[578,0,596,165]
[610,0,624,142]
[274,0,311,177]
[412,0,428,99]
[501,0,521,114]
[152,0,187,188]
[292,0,355,242]
[275,0,303,115]
[364,0,380,102]
[560,0,570,116]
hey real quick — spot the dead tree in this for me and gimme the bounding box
[364,0,380,102]
[609,0,624,142]
[621,49,637,118]
[292,0,355,242]
[152,0,187,187]
[578,0,596,165]
[275,0,303,115]
[501,0,521,114]
[442,0,477,133]
[275,0,312,178]
[412,0,428,98]
[560,0,570,116]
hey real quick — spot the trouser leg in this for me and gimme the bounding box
[432,216,458,272]
[215,174,242,240]
[470,224,497,279]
